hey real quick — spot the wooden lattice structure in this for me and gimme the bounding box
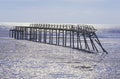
[9,24,108,54]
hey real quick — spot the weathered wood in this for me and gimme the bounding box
[58,29,60,45]
[9,24,108,54]
[39,28,42,42]
[77,32,79,49]
[70,31,72,47]
[65,30,67,47]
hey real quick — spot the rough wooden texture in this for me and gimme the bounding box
[9,24,108,54]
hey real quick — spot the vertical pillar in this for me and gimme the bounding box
[39,28,42,42]
[77,32,79,49]
[36,27,38,42]
[64,26,67,47]
[70,31,72,47]
[19,27,21,39]
[24,27,26,40]
[58,25,61,46]
[29,28,32,41]
[72,26,75,48]
[49,26,51,44]
[51,25,54,44]
[78,35,82,49]
[62,25,64,46]
[11,30,13,38]
[16,27,19,39]
[21,27,24,40]
[56,28,58,45]
[58,29,60,45]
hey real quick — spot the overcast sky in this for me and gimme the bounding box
[0,0,120,24]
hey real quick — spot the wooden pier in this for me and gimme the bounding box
[9,24,108,54]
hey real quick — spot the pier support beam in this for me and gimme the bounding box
[9,24,108,54]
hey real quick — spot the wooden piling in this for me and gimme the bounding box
[9,24,108,54]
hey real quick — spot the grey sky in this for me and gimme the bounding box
[0,0,120,24]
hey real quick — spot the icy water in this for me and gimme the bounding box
[0,25,120,79]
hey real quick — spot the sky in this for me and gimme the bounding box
[0,0,120,24]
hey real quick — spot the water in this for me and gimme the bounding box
[0,24,120,79]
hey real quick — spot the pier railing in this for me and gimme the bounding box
[9,24,108,54]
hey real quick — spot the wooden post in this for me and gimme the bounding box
[39,28,42,42]
[36,28,37,42]
[11,30,13,38]
[20,27,22,39]
[24,27,28,40]
[56,26,58,45]
[15,27,17,39]
[51,25,53,44]
[77,32,79,49]
[49,26,51,44]
[58,28,60,45]
[83,33,90,50]
[62,25,65,46]
[64,25,67,47]
[43,26,46,43]
[29,28,32,41]
[22,27,24,40]
[26,27,29,40]
[93,32,108,54]
[78,34,82,49]
[58,25,61,45]
[70,30,72,47]
[65,30,67,47]
[72,26,75,48]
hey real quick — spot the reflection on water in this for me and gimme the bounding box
[0,25,120,79]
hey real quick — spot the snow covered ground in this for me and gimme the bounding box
[0,24,120,79]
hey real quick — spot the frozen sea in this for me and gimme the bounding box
[0,24,120,79]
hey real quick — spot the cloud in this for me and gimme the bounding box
[0,0,105,3]
[57,0,104,2]
[0,6,118,24]
[0,0,120,24]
